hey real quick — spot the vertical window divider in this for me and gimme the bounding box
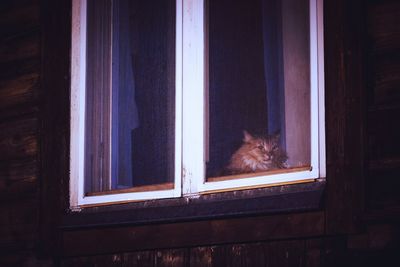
[174,0,183,197]
[182,0,206,196]
[310,0,320,177]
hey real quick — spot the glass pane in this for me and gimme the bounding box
[206,0,310,179]
[85,0,176,194]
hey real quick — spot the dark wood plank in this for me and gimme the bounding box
[0,157,37,201]
[0,58,40,122]
[225,243,267,267]
[367,55,400,106]
[189,241,306,267]
[305,239,322,267]
[324,0,366,234]
[189,247,214,267]
[61,254,123,267]
[264,240,305,267]
[367,95,400,161]
[190,246,225,267]
[0,116,37,161]
[122,250,155,267]
[367,167,400,209]
[62,211,324,257]
[0,72,39,111]
[0,115,37,138]
[320,237,348,267]
[0,0,40,39]
[39,0,72,258]
[0,132,37,161]
[0,57,39,80]
[0,199,38,249]
[154,249,188,267]
[365,0,400,211]
[0,250,53,267]
[0,29,40,64]
[367,0,400,55]
[0,104,39,123]
[63,181,325,228]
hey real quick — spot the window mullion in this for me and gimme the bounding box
[182,0,206,196]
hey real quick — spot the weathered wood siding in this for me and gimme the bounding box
[0,0,52,266]
[366,0,400,212]
[0,0,399,266]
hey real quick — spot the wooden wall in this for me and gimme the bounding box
[0,0,399,266]
[365,0,400,212]
[0,0,52,266]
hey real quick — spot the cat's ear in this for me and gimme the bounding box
[243,130,253,143]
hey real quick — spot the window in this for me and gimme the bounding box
[70,0,325,207]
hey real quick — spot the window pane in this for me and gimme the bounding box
[85,0,176,194]
[206,0,310,179]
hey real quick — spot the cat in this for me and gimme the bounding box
[225,130,288,175]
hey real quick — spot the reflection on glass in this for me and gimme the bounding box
[206,0,311,179]
[84,0,176,194]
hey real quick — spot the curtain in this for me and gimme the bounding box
[262,0,286,145]
[111,0,139,188]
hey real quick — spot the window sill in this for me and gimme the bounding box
[61,179,325,230]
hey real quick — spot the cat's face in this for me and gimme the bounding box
[243,131,280,165]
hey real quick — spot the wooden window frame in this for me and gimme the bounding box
[70,0,325,208]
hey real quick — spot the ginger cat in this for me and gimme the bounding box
[225,130,287,175]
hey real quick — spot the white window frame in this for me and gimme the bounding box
[182,0,325,195]
[70,0,325,208]
[70,0,183,207]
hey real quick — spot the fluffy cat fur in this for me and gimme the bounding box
[225,130,287,175]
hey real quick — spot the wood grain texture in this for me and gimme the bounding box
[154,249,188,267]
[0,72,39,111]
[0,157,37,201]
[122,250,155,267]
[0,117,38,161]
[0,250,53,267]
[324,0,366,234]
[0,0,42,266]
[61,254,123,267]
[39,0,72,258]
[366,1,400,107]
[0,0,40,40]
[0,29,40,64]
[62,181,324,229]
[0,199,38,252]
[365,0,400,211]
[62,211,324,257]
[367,0,400,55]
